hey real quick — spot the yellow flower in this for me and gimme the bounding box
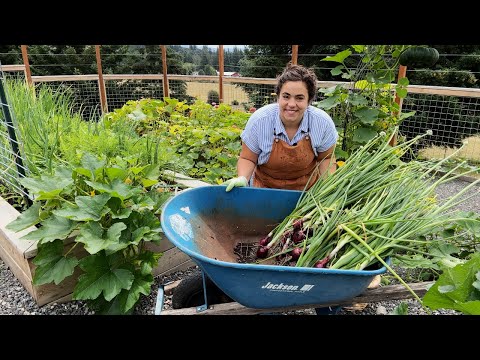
[337,161,345,167]
[90,190,96,197]
[125,177,132,185]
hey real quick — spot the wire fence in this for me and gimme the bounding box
[0,65,31,201]
[1,53,480,202]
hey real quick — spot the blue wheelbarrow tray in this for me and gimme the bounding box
[160,186,387,309]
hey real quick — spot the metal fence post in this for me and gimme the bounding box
[0,71,32,205]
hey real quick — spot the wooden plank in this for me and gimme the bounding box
[95,45,108,114]
[152,246,193,277]
[0,239,34,297]
[406,84,480,98]
[144,234,175,253]
[104,74,164,81]
[20,45,33,86]
[48,293,73,304]
[0,228,33,276]
[163,170,210,189]
[0,197,38,263]
[155,259,195,278]
[31,263,84,306]
[28,241,88,306]
[31,75,99,82]
[26,72,480,99]
[0,64,26,72]
[164,280,182,295]
[159,281,433,315]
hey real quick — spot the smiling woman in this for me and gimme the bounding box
[223,63,338,192]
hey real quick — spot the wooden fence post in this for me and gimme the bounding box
[390,65,408,146]
[161,45,169,98]
[20,45,33,86]
[292,45,298,65]
[218,45,224,103]
[95,45,108,114]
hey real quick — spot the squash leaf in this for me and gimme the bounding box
[32,240,79,285]
[74,253,134,302]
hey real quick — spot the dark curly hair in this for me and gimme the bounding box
[275,63,318,104]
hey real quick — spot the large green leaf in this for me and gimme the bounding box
[423,252,480,314]
[6,202,42,232]
[138,251,161,276]
[316,94,341,110]
[20,174,73,200]
[53,193,111,221]
[85,178,137,200]
[353,108,379,125]
[349,93,368,106]
[32,240,79,285]
[322,50,352,63]
[353,127,377,143]
[107,197,132,219]
[73,253,134,302]
[21,215,76,243]
[124,274,153,312]
[105,167,127,182]
[76,222,126,255]
[75,153,106,180]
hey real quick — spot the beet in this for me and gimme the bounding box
[292,219,303,231]
[256,246,269,258]
[290,247,303,260]
[259,236,270,246]
[314,256,330,268]
[292,230,305,244]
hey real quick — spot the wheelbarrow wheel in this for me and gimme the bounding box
[171,269,233,309]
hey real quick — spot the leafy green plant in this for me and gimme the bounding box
[315,45,416,159]
[6,153,172,314]
[390,302,409,315]
[105,97,250,184]
[423,252,480,314]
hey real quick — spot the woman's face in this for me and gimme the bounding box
[278,81,309,127]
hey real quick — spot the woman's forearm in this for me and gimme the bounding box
[237,157,257,180]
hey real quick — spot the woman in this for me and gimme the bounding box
[224,63,342,315]
[224,63,338,192]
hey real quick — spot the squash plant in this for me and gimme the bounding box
[315,45,416,159]
[6,153,172,314]
[105,97,250,184]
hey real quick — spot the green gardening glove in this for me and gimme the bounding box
[224,176,248,192]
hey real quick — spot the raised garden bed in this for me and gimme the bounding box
[0,171,208,307]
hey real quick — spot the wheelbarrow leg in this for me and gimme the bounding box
[154,282,167,315]
[154,277,209,314]
[196,270,209,312]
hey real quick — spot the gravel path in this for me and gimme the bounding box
[1,177,478,315]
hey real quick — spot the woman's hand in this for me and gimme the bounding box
[223,176,248,192]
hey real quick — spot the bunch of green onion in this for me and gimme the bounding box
[258,130,480,278]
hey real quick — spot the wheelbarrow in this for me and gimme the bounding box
[157,186,388,314]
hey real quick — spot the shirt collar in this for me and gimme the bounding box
[274,107,309,135]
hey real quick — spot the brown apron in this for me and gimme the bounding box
[253,134,320,191]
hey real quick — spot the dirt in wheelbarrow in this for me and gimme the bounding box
[190,212,278,264]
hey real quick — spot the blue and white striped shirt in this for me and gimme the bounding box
[241,103,338,165]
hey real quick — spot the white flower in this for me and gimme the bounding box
[426,129,433,136]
